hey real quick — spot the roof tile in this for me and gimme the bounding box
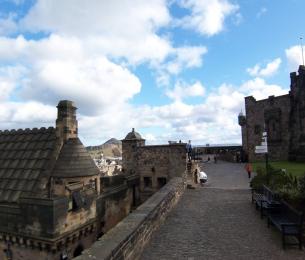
[0,127,57,203]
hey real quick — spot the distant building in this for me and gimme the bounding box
[239,65,305,162]
[122,128,187,201]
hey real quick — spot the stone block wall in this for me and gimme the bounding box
[244,94,290,162]
[76,177,184,260]
[137,144,186,201]
[0,231,96,260]
[96,174,139,236]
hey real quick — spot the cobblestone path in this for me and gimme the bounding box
[141,161,305,260]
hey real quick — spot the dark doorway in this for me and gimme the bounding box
[132,185,137,207]
[157,177,167,188]
[73,244,84,258]
[144,177,152,188]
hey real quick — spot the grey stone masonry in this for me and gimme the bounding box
[76,177,185,260]
[240,65,305,162]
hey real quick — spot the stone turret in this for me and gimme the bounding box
[56,100,78,143]
[238,111,246,127]
[238,110,248,161]
[122,128,145,175]
[289,65,305,161]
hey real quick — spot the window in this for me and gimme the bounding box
[69,190,84,211]
[143,177,152,188]
[89,179,97,190]
[157,177,167,188]
[254,125,261,135]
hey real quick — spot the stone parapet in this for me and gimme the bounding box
[76,177,185,260]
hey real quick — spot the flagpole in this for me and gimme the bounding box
[300,37,304,66]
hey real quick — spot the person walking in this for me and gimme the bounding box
[245,163,253,178]
[186,140,192,162]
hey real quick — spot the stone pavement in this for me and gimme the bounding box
[141,160,305,260]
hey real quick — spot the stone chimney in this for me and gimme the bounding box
[56,100,78,142]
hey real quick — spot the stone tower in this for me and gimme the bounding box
[289,65,305,160]
[238,111,247,158]
[122,128,145,174]
[56,100,78,143]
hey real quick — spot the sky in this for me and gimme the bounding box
[0,0,305,146]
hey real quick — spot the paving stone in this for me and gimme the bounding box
[141,161,305,260]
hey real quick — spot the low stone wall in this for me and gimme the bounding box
[76,177,184,260]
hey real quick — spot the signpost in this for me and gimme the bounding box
[255,131,269,183]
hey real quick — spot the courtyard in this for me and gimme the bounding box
[141,160,305,260]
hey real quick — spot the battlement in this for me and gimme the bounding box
[290,65,305,86]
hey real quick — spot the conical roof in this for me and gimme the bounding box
[124,128,143,140]
[52,138,99,178]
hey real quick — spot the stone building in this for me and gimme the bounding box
[122,128,187,201]
[239,65,305,162]
[0,100,138,260]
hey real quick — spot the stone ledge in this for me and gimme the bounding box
[76,177,184,260]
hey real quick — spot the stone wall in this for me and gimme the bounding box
[76,177,185,260]
[0,174,139,260]
[96,174,140,236]
[244,94,290,162]
[137,144,186,201]
[0,231,95,260]
[240,66,305,163]
[289,67,305,161]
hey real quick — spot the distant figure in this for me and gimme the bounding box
[207,156,210,162]
[186,140,192,162]
[194,169,198,184]
[214,155,217,164]
[199,171,208,185]
[236,153,240,163]
[245,163,253,178]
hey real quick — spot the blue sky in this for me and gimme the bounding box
[0,0,304,145]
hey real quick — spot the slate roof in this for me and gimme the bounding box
[0,128,99,204]
[51,138,99,178]
[0,127,57,203]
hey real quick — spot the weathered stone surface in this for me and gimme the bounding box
[76,177,184,260]
[122,131,187,202]
[240,65,305,162]
[141,161,305,260]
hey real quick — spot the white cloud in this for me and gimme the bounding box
[166,81,205,101]
[21,56,141,114]
[78,77,289,145]
[19,0,172,65]
[247,58,281,77]
[0,34,141,115]
[166,46,207,74]
[286,45,305,71]
[177,0,239,36]
[1,0,276,147]
[241,77,288,100]
[0,13,17,36]
[0,65,27,101]
[156,45,207,86]
[0,101,56,130]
